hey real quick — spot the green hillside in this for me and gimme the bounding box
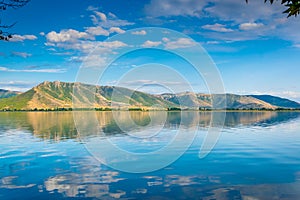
[0,81,299,111]
[0,81,175,110]
[0,89,35,110]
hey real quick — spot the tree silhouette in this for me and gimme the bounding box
[0,0,30,41]
[246,0,300,17]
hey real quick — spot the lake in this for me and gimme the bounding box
[1,111,300,199]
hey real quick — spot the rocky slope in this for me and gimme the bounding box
[0,81,299,110]
[0,81,175,110]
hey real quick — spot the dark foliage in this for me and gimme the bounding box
[246,0,300,17]
[0,0,30,40]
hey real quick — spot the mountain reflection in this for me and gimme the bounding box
[0,111,299,140]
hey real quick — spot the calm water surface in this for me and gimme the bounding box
[1,111,300,200]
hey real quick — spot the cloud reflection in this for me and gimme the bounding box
[44,171,125,198]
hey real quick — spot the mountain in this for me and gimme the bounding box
[214,94,277,110]
[158,93,278,110]
[0,89,20,99]
[250,95,300,109]
[0,81,175,110]
[158,92,211,108]
[0,81,299,110]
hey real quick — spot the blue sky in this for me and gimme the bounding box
[0,0,300,101]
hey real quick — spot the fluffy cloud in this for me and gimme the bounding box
[46,29,91,43]
[66,41,128,68]
[142,40,162,48]
[202,23,233,32]
[94,11,107,22]
[10,34,37,42]
[273,17,300,45]
[204,0,282,23]
[132,30,147,35]
[99,41,127,49]
[43,10,132,69]
[45,11,131,50]
[90,11,133,28]
[49,40,127,54]
[85,26,109,36]
[164,38,196,49]
[109,27,125,34]
[239,22,264,31]
[200,0,300,44]
[145,0,300,45]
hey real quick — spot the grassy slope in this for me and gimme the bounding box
[0,89,35,109]
[0,82,176,110]
[0,81,299,110]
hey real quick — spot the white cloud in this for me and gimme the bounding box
[132,30,147,35]
[0,67,66,73]
[99,41,127,49]
[10,34,37,42]
[70,54,108,69]
[45,11,132,50]
[94,11,107,22]
[204,0,282,23]
[43,10,132,69]
[197,0,300,43]
[90,11,133,28]
[273,17,300,45]
[142,40,162,48]
[108,12,117,18]
[145,0,206,17]
[85,26,109,36]
[40,32,45,36]
[49,40,127,54]
[86,5,98,11]
[0,81,36,92]
[67,41,128,68]
[239,22,264,31]
[202,23,233,32]
[206,41,220,44]
[46,29,91,43]
[109,27,125,34]
[11,51,32,58]
[164,38,196,49]
[143,0,300,45]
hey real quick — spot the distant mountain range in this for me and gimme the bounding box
[0,81,299,111]
[0,89,20,99]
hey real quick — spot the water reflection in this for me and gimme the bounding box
[1,111,300,199]
[0,111,299,141]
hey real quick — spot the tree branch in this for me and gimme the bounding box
[246,0,300,17]
[0,0,30,41]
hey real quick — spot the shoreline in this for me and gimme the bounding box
[1,109,300,113]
